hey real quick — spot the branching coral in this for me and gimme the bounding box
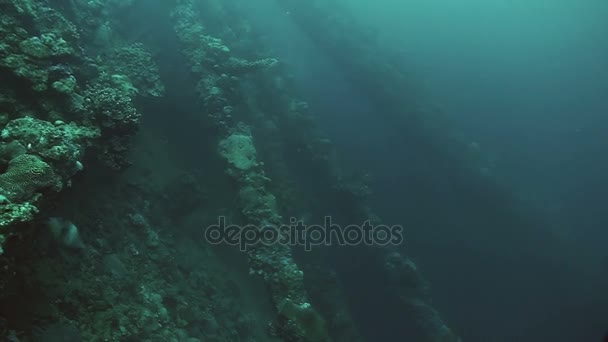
[107,42,165,97]
[83,79,140,131]
[82,78,140,169]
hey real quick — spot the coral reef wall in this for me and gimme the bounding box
[0,0,510,341]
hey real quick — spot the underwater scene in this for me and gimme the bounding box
[0,0,606,341]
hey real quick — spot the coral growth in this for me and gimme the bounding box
[0,154,61,202]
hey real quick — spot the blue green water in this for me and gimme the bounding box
[1,1,606,341]
[241,1,608,340]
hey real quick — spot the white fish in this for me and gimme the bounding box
[48,217,86,249]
